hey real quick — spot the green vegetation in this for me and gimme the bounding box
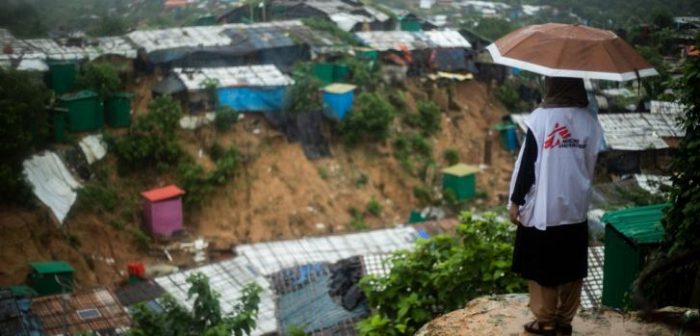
[640,42,700,308]
[443,149,460,166]
[302,18,360,46]
[405,100,442,136]
[129,273,261,336]
[111,96,183,174]
[357,212,524,335]
[461,17,517,41]
[285,64,323,114]
[132,229,150,252]
[0,69,50,204]
[393,133,433,175]
[344,57,382,91]
[215,106,239,132]
[76,183,119,214]
[366,198,383,217]
[177,147,240,208]
[340,93,395,145]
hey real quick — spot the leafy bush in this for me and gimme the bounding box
[344,57,381,91]
[340,93,395,145]
[358,212,525,335]
[412,186,433,207]
[366,198,382,217]
[406,100,442,135]
[76,183,119,213]
[177,147,240,208]
[394,133,433,175]
[285,63,323,114]
[443,148,460,166]
[74,62,122,99]
[495,80,521,112]
[112,96,184,173]
[129,272,261,336]
[215,106,238,132]
[208,142,225,162]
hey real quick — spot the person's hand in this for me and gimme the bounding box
[509,203,521,226]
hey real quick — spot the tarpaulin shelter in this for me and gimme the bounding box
[322,83,356,120]
[22,151,81,223]
[171,65,293,112]
[141,185,185,237]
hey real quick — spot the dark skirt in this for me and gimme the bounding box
[512,221,588,287]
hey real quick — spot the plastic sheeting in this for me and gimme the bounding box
[78,135,107,164]
[217,87,286,112]
[264,108,332,159]
[23,152,81,223]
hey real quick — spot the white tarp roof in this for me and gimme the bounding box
[21,37,136,60]
[22,152,81,223]
[634,174,671,195]
[355,30,471,51]
[173,65,293,91]
[157,227,420,335]
[235,227,419,275]
[79,134,108,165]
[650,100,688,114]
[127,21,305,53]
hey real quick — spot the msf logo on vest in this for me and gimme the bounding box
[544,123,587,150]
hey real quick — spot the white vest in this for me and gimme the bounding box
[510,107,603,231]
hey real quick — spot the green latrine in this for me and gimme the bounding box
[105,92,133,127]
[312,63,335,84]
[47,60,77,94]
[442,163,480,201]
[26,261,74,296]
[52,107,68,143]
[400,14,422,32]
[57,90,103,132]
[601,204,667,309]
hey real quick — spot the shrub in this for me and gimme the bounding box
[443,148,460,166]
[176,162,211,208]
[133,229,151,251]
[214,106,238,132]
[495,79,522,112]
[412,186,433,206]
[208,142,225,162]
[285,63,323,114]
[340,93,395,145]
[393,133,433,175]
[366,198,382,217]
[112,96,184,173]
[406,100,442,135]
[358,212,525,335]
[74,62,122,99]
[344,57,381,91]
[302,18,360,46]
[77,183,119,213]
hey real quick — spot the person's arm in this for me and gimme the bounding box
[511,129,538,206]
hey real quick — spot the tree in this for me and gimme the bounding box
[129,272,261,336]
[357,212,525,335]
[467,17,517,41]
[284,63,323,115]
[0,69,50,204]
[74,63,122,99]
[340,93,395,145]
[638,41,700,308]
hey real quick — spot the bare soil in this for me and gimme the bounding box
[0,78,515,287]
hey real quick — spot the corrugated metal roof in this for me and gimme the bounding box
[355,30,471,51]
[323,83,356,93]
[601,204,667,245]
[581,246,604,309]
[174,65,293,91]
[22,37,136,60]
[650,100,687,114]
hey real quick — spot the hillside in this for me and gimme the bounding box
[0,78,515,288]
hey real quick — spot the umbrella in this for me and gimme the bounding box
[486,23,658,81]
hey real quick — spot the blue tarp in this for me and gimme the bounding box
[217,87,286,112]
[322,91,354,120]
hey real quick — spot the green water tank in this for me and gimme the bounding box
[57,90,103,132]
[333,64,350,82]
[400,18,421,32]
[601,204,666,309]
[47,60,77,94]
[26,261,74,296]
[442,163,479,201]
[105,92,133,127]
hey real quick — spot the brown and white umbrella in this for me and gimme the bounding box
[486,23,658,81]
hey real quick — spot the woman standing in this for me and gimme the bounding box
[509,77,603,336]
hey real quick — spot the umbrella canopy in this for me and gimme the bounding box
[486,23,658,81]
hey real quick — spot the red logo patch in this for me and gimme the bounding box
[544,123,572,149]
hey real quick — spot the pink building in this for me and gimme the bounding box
[141,185,185,237]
